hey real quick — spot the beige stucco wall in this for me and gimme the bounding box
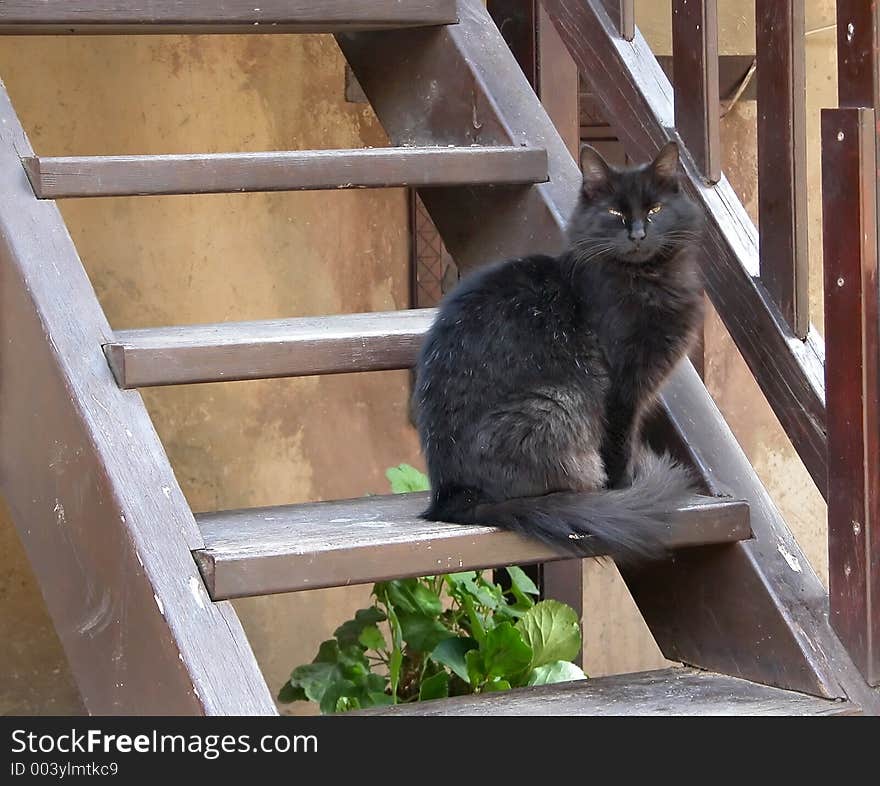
[1,2,837,713]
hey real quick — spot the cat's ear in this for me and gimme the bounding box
[580,144,612,198]
[651,141,680,182]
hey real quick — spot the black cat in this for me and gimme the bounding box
[414,142,705,563]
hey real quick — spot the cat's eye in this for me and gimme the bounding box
[608,208,624,218]
[648,204,663,215]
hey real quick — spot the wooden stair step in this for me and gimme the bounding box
[105,309,435,388]
[0,1,458,34]
[23,146,548,199]
[358,667,860,716]
[192,492,750,600]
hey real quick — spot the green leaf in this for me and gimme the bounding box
[319,679,358,714]
[334,695,362,713]
[313,639,341,664]
[430,637,479,683]
[367,691,394,706]
[399,612,455,653]
[277,681,307,703]
[483,679,512,693]
[506,566,540,596]
[527,661,588,686]
[418,671,450,701]
[358,624,386,652]
[389,648,403,701]
[336,643,371,681]
[333,607,387,646]
[515,599,582,669]
[385,579,443,617]
[386,463,430,493]
[460,594,486,643]
[480,622,533,679]
[291,662,342,704]
[465,649,486,687]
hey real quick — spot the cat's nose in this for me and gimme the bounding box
[629,221,646,243]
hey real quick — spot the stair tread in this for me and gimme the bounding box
[358,667,860,716]
[23,146,548,199]
[193,492,750,600]
[0,1,458,34]
[106,309,435,388]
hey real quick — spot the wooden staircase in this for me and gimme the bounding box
[0,0,876,716]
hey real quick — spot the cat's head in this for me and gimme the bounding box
[567,142,702,264]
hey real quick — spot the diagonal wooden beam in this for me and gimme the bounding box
[339,0,879,711]
[0,85,274,715]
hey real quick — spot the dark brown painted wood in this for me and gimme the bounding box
[360,667,860,716]
[541,0,827,499]
[194,492,750,600]
[671,0,721,183]
[339,0,880,709]
[24,146,548,199]
[836,1,879,108]
[822,107,880,686]
[601,0,634,41]
[0,0,459,34]
[105,309,435,388]
[756,0,808,338]
[0,84,274,715]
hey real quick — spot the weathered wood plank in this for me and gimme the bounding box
[822,107,880,686]
[105,309,435,388]
[0,84,274,714]
[756,0,808,337]
[540,0,827,498]
[601,0,634,41]
[0,0,459,34]
[23,146,548,199]
[672,0,721,183]
[360,667,860,716]
[193,492,750,600]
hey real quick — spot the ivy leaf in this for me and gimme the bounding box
[483,679,512,693]
[527,661,588,686]
[418,671,450,702]
[430,637,479,683]
[333,607,387,646]
[515,599,582,669]
[386,463,430,493]
[358,624,386,652]
[384,579,443,616]
[399,612,455,653]
[368,692,394,706]
[291,662,342,704]
[319,679,358,714]
[480,622,533,679]
[506,566,540,596]
[277,681,307,703]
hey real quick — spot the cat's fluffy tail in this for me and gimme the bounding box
[423,452,696,565]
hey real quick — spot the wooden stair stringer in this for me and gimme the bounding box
[338,0,880,711]
[0,85,274,716]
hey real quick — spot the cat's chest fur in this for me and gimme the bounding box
[580,254,703,384]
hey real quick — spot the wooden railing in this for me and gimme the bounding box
[821,1,879,687]
[542,0,878,687]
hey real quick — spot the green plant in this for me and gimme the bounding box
[278,464,587,713]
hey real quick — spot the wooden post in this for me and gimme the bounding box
[822,108,880,687]
[671,0,721,183]
[755,0,809,338]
